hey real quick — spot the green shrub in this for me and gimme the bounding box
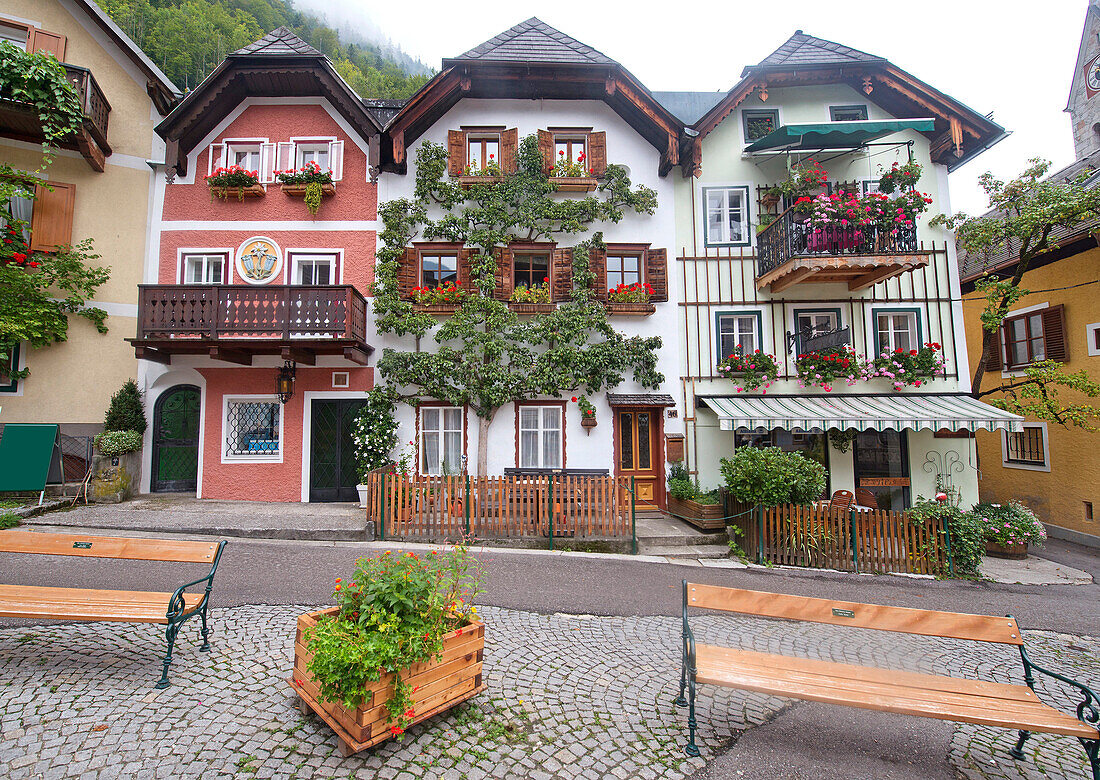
[972,501,1046,548]
[908,498,984,577]
[351,388,399,481]
[667,462,720,503]
[104,379,147,434]
[95,429,143,456]
[720,447,826,507]
[0,512,18,530]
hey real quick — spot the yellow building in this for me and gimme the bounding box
[959,151,1100,546]
[0,0,178,445]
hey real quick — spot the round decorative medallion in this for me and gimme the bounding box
[235,237,282,284]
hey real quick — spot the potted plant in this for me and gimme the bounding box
[667,462,725,530]
[973,501,1046,559]
[795,344,864,392]
[277,162,335,215]
[864,342,945,390]
[206,165,264,200]
[458,155,502,187]
[549,150,598,192]
[716,346,779,393]
[352,389,399,507]
[766,158,828,206]
[606,281,655,314]
[291,545,486,756]
[509,279,552,311]
[574,395,597,431]
[877,160,923,194]
[412,281,469,312]
[90,379,148,503]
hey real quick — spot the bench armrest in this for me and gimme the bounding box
[1018,629,1100,734]
[167,541,226,620]
[682,580,696,672]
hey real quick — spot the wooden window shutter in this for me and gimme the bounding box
[1041,304,1068,362]
[537,130,554,175]
[587,131,607,177]
[985,329,1003,372]
[645,248,668,302]
[30,182,76,252]
[398,247,417,299]
[587,247,607,300]
[447,130,466,177]
[551,248,573,302]
[494,247,514,300]
[28,29,66,60]
[458,247,478,293]
[501,128,519,174]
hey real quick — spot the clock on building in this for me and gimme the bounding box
[1086,53,1100,98]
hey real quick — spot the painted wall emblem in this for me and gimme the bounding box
[236,237,282,284]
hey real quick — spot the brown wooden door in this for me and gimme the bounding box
[615,408,663,509]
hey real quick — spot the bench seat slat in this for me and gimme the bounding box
[0,584,204,624]
[695,644,1096,739]
[0,531,219,564]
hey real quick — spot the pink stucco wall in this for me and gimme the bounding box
[198,365,374,502]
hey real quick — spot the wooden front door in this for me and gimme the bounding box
[615,408,663,510]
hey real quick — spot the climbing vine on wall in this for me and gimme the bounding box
[0,44,85,169]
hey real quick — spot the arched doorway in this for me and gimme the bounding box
[152,385,201,492]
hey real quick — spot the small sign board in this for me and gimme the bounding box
[72,542,92,549]
[832,608,855,618]
[859,477,910,487]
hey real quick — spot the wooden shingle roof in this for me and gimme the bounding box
[451,17,616,65]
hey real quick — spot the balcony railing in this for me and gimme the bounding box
[63,64,111,150]
[755,207,926,292]
[136,285,368,344]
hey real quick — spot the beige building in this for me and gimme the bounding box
[0,0,178,439]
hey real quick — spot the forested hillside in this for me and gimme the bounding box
[99,0,432,98]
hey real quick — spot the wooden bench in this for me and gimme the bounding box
[0,530,226,688]
[675,582,1099,778]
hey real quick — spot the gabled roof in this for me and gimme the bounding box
[157,27,381,179]
[71,0,180,113]
[958,150,1100,283]
[450,17,615,65]
[748,30,884,73]
[232,26,323,57]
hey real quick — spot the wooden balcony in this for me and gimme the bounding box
[0,64,111,171]
[756,208,930,293]
[129,285,372,366]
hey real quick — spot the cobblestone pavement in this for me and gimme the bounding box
[0,605,1096,779]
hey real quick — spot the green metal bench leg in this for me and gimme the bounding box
[1080,737,1099,780]
[156,622,180,689]
[675,626,688,707]
[1009,730,1031,760]
[199,606,211,652]
[684,675,700,757]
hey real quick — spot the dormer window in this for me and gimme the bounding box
[295,142,329,170]
[830,105,868,122]
[228,142,261,172]
[467,134,500,172]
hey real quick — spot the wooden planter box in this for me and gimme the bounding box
[413,303,461,315]
[210,183,265,199]
[508,302,555,314]
[458,175,502,188]
[289,607,485,756]
[606,302,655,316]
[985,540,1028,560]
[668,496,726,531]
[549,177,598,192]
[281,182,336,197]
[580,415,597,433]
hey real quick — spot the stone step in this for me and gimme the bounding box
[635,532,728,547]
[639,545,731,559]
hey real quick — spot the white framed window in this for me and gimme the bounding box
[0,342,22,395]
[0,22,29,50]
[1001,423,1049,472]
[1086,322,1100,357]
[518,405,563,469]
[295,142,330,170]
[1,184,34,243]
[703,186,750,247]
[288,251,339,285]
[208,140,276,182]
[228,142,261,172]
[874,310,919,354]
[421,406,463,475]
[182,253,227,284]
[331,371,350,389]
[223,396,283,462]
[716,312,761,363]
[278,139,344,181]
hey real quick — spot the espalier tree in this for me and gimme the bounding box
[933,158,1100,428]
[372,135,663,475]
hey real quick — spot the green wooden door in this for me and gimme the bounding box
[310,399,366,502]
[152,385,200,492]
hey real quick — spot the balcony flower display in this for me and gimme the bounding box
[606,281,653,303]
[877,160,923,194]
[552,149,591,179]
[864,342,945,390]
[463,154,501,177]
[767,158,828,202]
[717,346,779,392]
[795,345,864,392]
[276,162,335,215]
[412,281,467,306]
[510,279,551,304]
[206,164,261,201]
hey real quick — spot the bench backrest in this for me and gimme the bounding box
[685,582,1023,646]
[0,531,221,564]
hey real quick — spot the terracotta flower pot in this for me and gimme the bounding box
[984,540,1028,560]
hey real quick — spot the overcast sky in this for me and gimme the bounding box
[310,0,1085,215]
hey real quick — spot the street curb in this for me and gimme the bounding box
[21,519,372,542]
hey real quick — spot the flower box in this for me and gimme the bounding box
[281,182,336,197]
[549,177,599,193]
[508,302,555,314]
[413,303,460,315]
[580,415,597,432]
[458,175,502,188]
[605,302,655,316]
[289,607,485,756]
[210,184,265,199]
[667,496,726,531]
[984,540,1028,560]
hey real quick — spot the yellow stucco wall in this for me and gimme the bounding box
[0,0,162,426]
[962,247,1100,538]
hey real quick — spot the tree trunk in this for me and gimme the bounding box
[971,329,997,399]
[475,407,499,477]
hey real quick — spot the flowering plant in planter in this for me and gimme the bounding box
[552,150,591,178]
[302,545,484,735]
[510,279,551,304]
[768,158,828,202]
[412,281,468,306]
[877,160,923,194]
[865,342,945,390]
[275,161,334,186]
[463,155,501,177]
[795,345,864,392]
[606,281,653,303]
[205,165,261,200]
[1,223,40,268]
[972,501,1046,549]
[574,395,596,419]
[716,346,779,392]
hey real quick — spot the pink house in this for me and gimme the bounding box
[133,28,383,501]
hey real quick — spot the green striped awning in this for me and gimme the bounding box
[700,395,1023,433]
[743,119,936,153]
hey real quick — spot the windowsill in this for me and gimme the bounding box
[458,175,502,188]
[222,453,283,464]
[508,301,555,313]
[549,177,599,192]
[605,301,655,315]
[1001,459,1051,473]
[210,184,265,199]
[413,303,461,314]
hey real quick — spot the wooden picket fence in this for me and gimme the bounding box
[729,503,950,576]
[362,470,635,542]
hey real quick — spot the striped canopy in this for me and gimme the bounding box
[700,394,1023,433]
